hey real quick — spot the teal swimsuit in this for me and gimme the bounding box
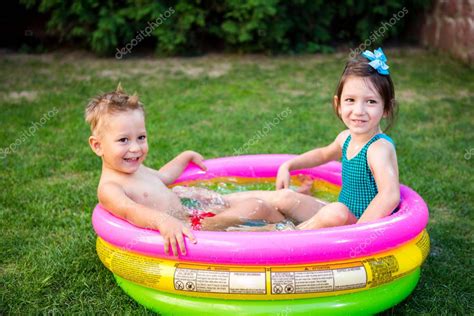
[338,133,395,219]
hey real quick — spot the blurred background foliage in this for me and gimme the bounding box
[17,0,431,56]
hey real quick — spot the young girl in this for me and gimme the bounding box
[273,47,400,229]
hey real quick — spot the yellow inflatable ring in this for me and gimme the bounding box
[96,230,429,300]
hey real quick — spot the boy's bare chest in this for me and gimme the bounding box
[123,173,181,210]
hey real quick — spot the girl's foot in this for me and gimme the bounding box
[295,175,314,195]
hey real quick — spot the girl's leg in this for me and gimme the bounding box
[224,189,326,223]
[200,198,285,231]
[223,190,281,204]
[296,202,357,230]
[173,186,325,223]
[178,187,328,230]
[267,189,327,223]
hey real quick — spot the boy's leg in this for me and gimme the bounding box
[200,198,285,231]
[296,202,357,230]
[172,186,228,211]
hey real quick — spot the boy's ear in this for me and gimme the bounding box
[89,135,103,157]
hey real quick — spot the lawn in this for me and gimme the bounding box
[0,48,473,314]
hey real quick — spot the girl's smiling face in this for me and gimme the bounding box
[99,109,148,174]
[336,76,386,137]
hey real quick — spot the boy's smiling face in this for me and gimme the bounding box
[90,109,148,174]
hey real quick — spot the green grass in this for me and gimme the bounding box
[1,49,473,314]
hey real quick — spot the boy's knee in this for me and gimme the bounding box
[246,198,272,216]
[253,198,271,211]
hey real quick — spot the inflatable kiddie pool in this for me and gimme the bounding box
[92,154,429,315]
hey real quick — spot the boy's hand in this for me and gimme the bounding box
[276,164,291,189]
[185,151,207,171]
[159,214,197,256]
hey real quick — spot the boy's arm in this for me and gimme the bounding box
[98,182,196,256]
[276,130,349,189]
[157,151,207,185]
[357,140,400,223]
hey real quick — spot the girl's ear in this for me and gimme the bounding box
[333,95,341,115]
[383,99,394,118]
[89,135,103,157]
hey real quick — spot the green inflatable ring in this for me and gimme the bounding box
[115,269,420,315]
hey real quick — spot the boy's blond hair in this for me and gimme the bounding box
[85,83,144,135]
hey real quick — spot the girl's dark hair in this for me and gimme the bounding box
[333,54,397,131]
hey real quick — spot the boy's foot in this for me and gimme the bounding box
[295,174,314,196]
[189,210,216,230]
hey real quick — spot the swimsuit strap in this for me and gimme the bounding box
[342,133,395,160]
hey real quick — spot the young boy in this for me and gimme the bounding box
[86,85,312,256]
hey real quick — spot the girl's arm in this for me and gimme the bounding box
[98,182,196,256]
[276,130,349,189]
[158,151,207,185]
[357,140,400,223]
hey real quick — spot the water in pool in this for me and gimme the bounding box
[173,175,340,231]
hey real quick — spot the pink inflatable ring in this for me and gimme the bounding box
[92,154,429,264]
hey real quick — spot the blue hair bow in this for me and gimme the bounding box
[361,47,389,75]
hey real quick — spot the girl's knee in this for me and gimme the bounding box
[245,198,284,221]
[319,203,350,227]
[274,189,299,209]
[279,189,296,199]
[333,202,350,213]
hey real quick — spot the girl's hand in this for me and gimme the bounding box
[186,151,207,171]
[158,214,197,256]
[276,164,291,189]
